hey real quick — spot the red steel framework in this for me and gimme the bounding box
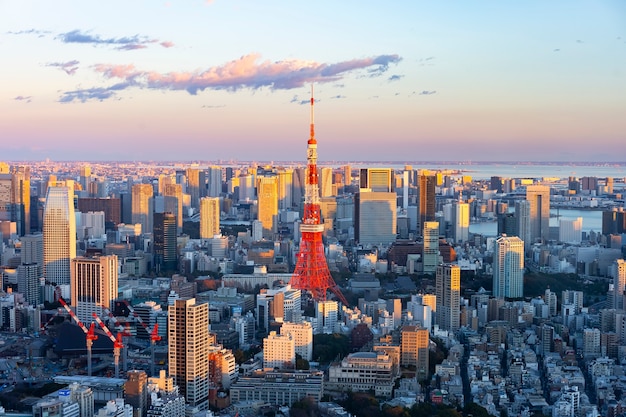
[290,87,348,306]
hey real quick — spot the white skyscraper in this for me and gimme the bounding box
[526,185,550,244]
[515,200,531,251]
[200,197,220,239]
[452,202,470,244]
[280,321,313,361]
[559,217,582,244]
[207,166,222,198]
[493,235,525,298]
[43,185,76,287]
[263,331,295,369]
[422,221,439,274]
[316,300,338,334]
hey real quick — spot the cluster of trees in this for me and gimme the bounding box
[312,333,350,364]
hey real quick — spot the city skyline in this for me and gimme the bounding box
[2,1,625,162]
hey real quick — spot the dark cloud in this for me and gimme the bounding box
[58,82,132,103]
[330,95,346,99]
[419,90,437,95]
[65,53,402,102]
[55,29,171,51]
[553,48,560,52]
[388,74,403,81]
[201,104,226,109]
[46,60,80,75]
[576,39,584,43]
[14,95,33,103]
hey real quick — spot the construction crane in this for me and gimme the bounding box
[58,298,98,376]
[92,313,123,379]
[122,299,162,376]
[100,305,132,372]
[40,307,64,335]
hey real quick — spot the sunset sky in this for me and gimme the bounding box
[1,1,625,162]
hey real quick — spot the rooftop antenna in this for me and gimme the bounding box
[309,84,316,144]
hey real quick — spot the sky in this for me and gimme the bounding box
[1,1,625,163]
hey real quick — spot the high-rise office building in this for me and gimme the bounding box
[515,200,531,251]
[342,165,352,191]
[207,166,222,198]
[354,191,397,245]
[526,185,550,244]
[417,172,436,237]
[559,217,583,244]
[359,168,393,192]
[276,168,293,210]
[153,212,177,272]
[163,183,183,232]
[256,176,278,239]
[319,167,334,197]
[12,166,31,235]
[400,325,429,381]
[422,221,439,274]
[131,184,154,235]
[43,185,76,287]
[18,263,40,306]
[168,298,209,409]
[493,235,525,298]
[613,259,626,310]
[452,201,469,244]
[200,197,220,239]
[436,264,460,331]
[71,255,118,325]
[186,167,201,209]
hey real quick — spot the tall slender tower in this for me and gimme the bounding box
[290,87,348,305]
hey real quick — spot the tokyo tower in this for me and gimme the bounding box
[290,87,349,306]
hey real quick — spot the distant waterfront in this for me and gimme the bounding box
[346,162,626,181]
[469,208,604,237]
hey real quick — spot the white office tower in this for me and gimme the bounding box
[207,166,222,197]
[436,264,460,331]
[238,175,256,201]
[263,331,296,369]
[452,202,470,244]
[612,259,626,310]
[356,191,397,246]
[559,217,583,244]
[71,255,118,325]
[316,300,338,334]
[493,235,525,298]
[77,211,106,239]
[280,321,313,361]
[200,197,220,239]
[422,221,439,274]
[407,295,432,330]
[43,185,76,287]
[168,298,209,410]
[276,168,294,210]
[320,167,334,197]
[251,220,263,242]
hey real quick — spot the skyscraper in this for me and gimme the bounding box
[11,166,31,235]
[163,183,183,232]
[493,235,525,298]
[354,191,397,246]
[436,264,460,331]
[200,197,220,239]
[452,201,469,244]
[422,221,439,274]
[319,167,334,197]
[515,200,531,251]
[207,166,222,198]
[417,171,436,237]
[256,176,278,239]
[43,185,76,287]
[186,167,201,209]
[70,255,118,325]
[168,298,209,409]
[400,325,429,381]
[276,168,294,210]
[131,184,154,235]
[359,168,393,192]
[612,259,626,310]
[526,185,550,244]
[153,212,177,272]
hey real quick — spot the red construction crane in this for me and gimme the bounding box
[100,305,132,372]
[40,307,63,335]
[58,298,98,376]
[92,313,123,379]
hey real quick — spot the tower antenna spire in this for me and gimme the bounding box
[309,84,315,144]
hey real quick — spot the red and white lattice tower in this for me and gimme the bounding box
[290,87,348,306]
